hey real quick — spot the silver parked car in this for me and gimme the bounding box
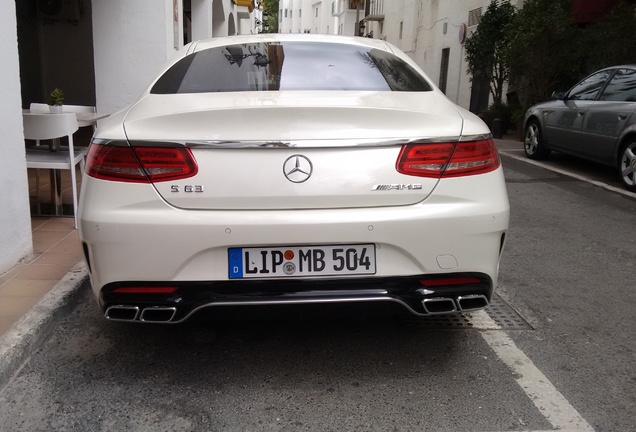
[523,65,636,191]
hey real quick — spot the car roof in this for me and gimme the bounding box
[597,65,636,72]
[188,33,393,55]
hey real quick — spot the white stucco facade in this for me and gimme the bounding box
[279,0,336,35]
[92,0,178,115]
[93,0,260,115]
[0,0,33,274]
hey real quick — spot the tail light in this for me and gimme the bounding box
[397,138,500,178]
[112,286,178,294]
[86,142,198,183]
[419,277,483,287]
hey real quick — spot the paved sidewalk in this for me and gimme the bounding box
[0,215,88,388]
[0,217,85,338]
[0,160,90,388]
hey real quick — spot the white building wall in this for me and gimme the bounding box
[300,1,312,33]
[0,0,32,274]
[92,0,179,115]
[93,0,256,115]
[278,0,337,35]
[278,0,293,33]
[320,1,334,34]
[192,0,214,40]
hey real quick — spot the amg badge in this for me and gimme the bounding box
[372,184,423,191]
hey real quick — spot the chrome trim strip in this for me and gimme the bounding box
[460,133,493,142]
[171,297,429,323]
[289,289,389,297]
[108,293,492,324]
[102,134,493,149]
[125,137,470,149]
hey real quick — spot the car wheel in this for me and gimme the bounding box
[524,121,550,160]
[618,140,636,192]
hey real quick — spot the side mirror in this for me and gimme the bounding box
[551,91,566,100]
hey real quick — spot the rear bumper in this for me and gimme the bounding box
[100,272,493,323]
[79,168,510,322]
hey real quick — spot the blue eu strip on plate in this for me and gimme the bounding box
[228,248,243,279]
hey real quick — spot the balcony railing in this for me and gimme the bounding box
[365,0,384,21]
[332,0,367,16]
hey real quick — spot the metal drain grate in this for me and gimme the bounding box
[487,294,533,330]
[398,294,533,330]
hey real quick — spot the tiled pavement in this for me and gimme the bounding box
[0,163,84,338]
[0,218,83,338]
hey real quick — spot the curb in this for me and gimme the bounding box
[0,261,89,390]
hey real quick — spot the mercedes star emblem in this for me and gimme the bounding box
[283,155,313,183]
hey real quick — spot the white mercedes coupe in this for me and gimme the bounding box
[78,34,510,323]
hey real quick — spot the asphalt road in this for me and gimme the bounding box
[1,140,634,432]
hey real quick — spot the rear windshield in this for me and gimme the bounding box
[151,41,433,93]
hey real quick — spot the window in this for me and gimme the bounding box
[399,21,403,39]
[151,42,434,94]
[316,7,319,17]
[299,9,302,18]
[439,48,450,94]
[599,69,636,102]
[285,9,288,17]
[568,70,612,101]
[468,7,482,27]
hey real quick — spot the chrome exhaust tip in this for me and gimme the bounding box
[456,294,489,311]
[422,297,457,314]
[140,307,177,323]
[105,305,140,321]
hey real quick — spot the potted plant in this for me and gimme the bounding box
[48,88,64,113]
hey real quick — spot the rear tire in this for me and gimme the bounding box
[524,120,550,160]
[618,140,636,192]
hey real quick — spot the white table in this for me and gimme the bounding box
[23,109,109,128]
[23,109,109,216]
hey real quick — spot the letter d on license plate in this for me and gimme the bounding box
[228,244,376,279]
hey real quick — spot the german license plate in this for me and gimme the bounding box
[228,244,376,279]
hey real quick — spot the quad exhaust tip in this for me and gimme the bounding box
[422,297,457,314]
[456,294,489,311]
[104,305,139,321]
[104,305,176,322]
[140,307,177,323]
[422,294,489,315]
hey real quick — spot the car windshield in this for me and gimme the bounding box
[151,41,433,94]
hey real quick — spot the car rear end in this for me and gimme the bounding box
[78,34,509,323]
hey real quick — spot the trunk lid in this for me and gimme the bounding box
[123,91,464,210]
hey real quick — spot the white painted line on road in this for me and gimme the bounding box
[476,310,595,432]
[499,150,636,199]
